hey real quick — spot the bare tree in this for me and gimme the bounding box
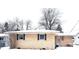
[8,21,17,31]
[5,17,23,31]
[14,18,23,31]
[0,23,5,33]
[26,20,32,30]
[39,8,63,32]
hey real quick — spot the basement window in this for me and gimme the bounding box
[38,34,46,40]
[17,34,25,40]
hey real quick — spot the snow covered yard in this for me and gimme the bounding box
[0,45,79,59]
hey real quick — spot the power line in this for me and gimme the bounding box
[70,20,79,33]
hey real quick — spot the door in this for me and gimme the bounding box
[55,36,62,48]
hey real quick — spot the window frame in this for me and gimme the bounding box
[38,34,46,40]
[17,34,25,40]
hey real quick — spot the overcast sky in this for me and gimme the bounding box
[0,0,79,33]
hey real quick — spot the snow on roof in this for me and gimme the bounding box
[0,34,8,37]
[56,33,75,36]
[4,30,76,36]
[5,30,60,34]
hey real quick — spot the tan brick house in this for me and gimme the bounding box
[4,30,74,49]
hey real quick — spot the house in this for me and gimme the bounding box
[0,34,9,48]
[5,30,60,49]
[55,33,74,47]
[5,30,74,50]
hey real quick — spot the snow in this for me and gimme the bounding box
[5,30,60,34]
[0,45,79,59]
[74,33,79,44]
[0,34,8,37]
[57,33,75,36]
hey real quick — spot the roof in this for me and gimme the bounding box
[0,34,9,37]
[5,30,60,34]
[56,33,75,36]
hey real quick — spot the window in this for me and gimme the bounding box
[0,43,5,47]
[0,37,4,40]
[17,34,25,40]
[38,34,46,40]
[0,37,5,47]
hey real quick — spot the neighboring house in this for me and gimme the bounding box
[4,30,74,50]
[0,34,9,48]
[56,33,74,47]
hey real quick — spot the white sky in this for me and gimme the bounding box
[0,0,79,33]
